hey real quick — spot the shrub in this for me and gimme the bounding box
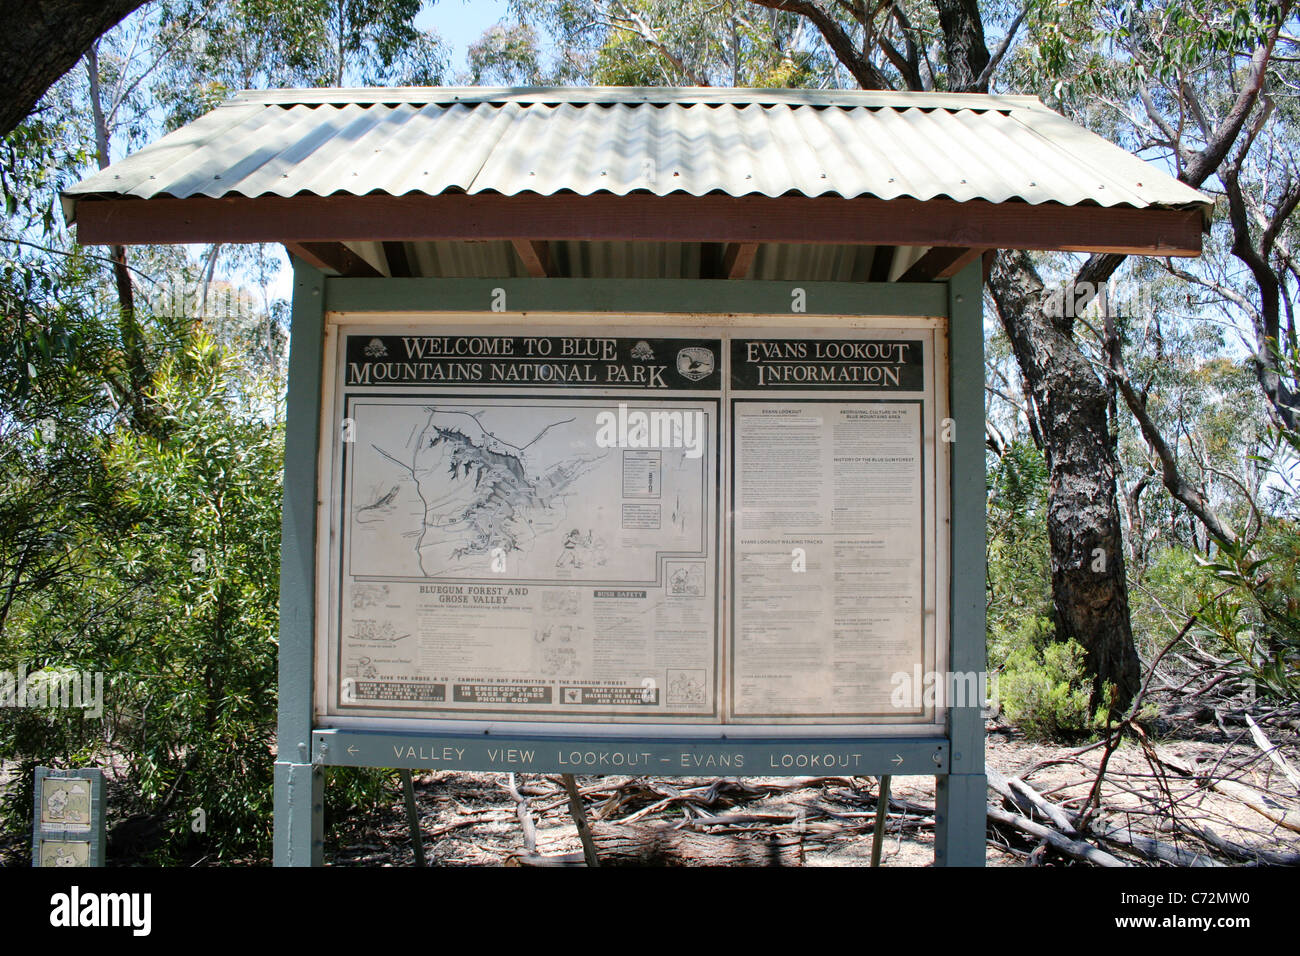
[999,639,1109,741]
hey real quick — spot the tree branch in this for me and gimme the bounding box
[1075,2,1292,291]
[1101,303,1239,546]
[745,0,893,88]
[973,3,1028,91]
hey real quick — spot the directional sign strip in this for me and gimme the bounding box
[313,729,949,776]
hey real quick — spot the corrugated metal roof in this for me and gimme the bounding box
[64,86,1208,222]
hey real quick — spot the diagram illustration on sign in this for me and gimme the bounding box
[346,400,709,585]
[352,406,605,578]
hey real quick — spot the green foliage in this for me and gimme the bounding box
[156,0,446,125]
[985,438,1124,739]
[1194,524,1300,702]
[986,439,1054,670]
[325,767,399,828]
[1180,347,1300,702]
[99,334,285,860]
[1129,546,1220,656]
[0,331,289,862]
[0,0,451,866]
[984,437,1116,740]
[514,0,831,87]
[591,27,677,85]
[1023,0,1290,101]
[468,23,544,84]
[1000,640,1111,741]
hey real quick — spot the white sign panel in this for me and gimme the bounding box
[728,335,940,723]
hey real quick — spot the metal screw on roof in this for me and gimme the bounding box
[1029,181,1036,186]
[820,172,827,178]
[1137,181,1144,187]
[960,178,967,184]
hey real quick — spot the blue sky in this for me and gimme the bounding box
[417,0,513,76]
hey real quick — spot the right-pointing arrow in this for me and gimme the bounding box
[892,754,904,766]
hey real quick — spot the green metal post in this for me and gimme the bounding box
[934,261,988,866]
[273,259,326,866]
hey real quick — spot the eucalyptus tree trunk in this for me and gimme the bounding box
[988,251,1142,708]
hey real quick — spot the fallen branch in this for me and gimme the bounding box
[986,805,1128,867]
[1244,714,1300,795]
[988,768,1080,835]
[593,822,803,866]
[503,773,538,855]
[559,773,601,867]
[1207,778,1300,834]
[987,771,1217,866]
[510,822,804,867]
[1156,751,1300,834]
[1091,822,1221,866]
[1185,823,1300,866]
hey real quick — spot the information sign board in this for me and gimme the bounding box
[316,319,947,731]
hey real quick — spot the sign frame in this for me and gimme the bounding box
[274,268,986,867]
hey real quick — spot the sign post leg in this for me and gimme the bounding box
[274,761,323,866]
[934,772,986,866]
[274,259,326,866]
[936,262,988,866]
[400,769,426,866]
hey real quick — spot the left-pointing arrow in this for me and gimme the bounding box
[347,745,358,756]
